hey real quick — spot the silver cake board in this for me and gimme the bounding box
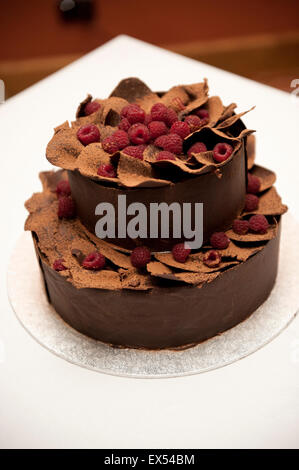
[7,212,299,379]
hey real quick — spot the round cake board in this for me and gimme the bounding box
[7,212,299,379]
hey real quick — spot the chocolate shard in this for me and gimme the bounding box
[206,96,225,127]
[250,164,276,192]
[247,134,256,169]
[216,107,255,129]
[46,128,84,170]
[109,77,153,103]
[218,102,237,123]
[117,153,171,188]
[245,186,288,216]
[75,142,119,184]
[76,94,92,118]
[160,86,190,111]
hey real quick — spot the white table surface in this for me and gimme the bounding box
[0,35,299,449]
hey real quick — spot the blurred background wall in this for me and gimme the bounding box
[1,0,299,98]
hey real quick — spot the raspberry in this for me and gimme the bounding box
[156,151,176,161]
[195,108,209,126]
[187,142,207,157]
[165,108,178,126]
[172,243,191,263]
[232,219,250,235]
[121,104,140,119]
[244,194,259,212]
[210,232,230,250]
[56,180,71,197]
[203,250,222,267]
[154,135,169,148]
[158,133,183,154]
[128,123,150,145]
[82,251,106,270]
[84,100,101,116]
[170,121,190,139]
[58,196,76,219]
[131,246,151,268]
[150,103,168,123]
[247,173,261,194]
[123,145,146,160]
[77,124,100,146]
[184,115,202,132]
[97,164,116,178]
[53,259,67,271]
[148,121,168,140]
[249,214,269,234]
[126,105,145,124]
[111,130,129,149]
[213,143,233,163]
[118,118,131,132]
[102,136,119,154]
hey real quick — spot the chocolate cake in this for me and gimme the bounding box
[25,77,287,349]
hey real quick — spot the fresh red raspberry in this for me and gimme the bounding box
[232,219,250,235]
[77,124,100,146]
[121,104,140,119]
[213,142,233,163]
[130,246,151,268]
[158,133,183,154]
[203,250,222,267]
[128,123,150,145]
[249,214,269,234]
[244,194,259,212]
[184,115,202,132]
[82,251,106,270]
[58,196,76,219]
[148,121,168,140]
[97,164,116,178]
[172,243,191,263]
[84,100,101,116]
[247,173,261,194]
[56,180,71,197]
[165,108,179,126]
[154,135,168,148]
[170,121,190,139]
[150,103,168,123]
[111,130,129,149]
[195,108,209,125]
[118,118,131,132]
[156,151,176,161]
[126,105,145,124]
[122,145,146,160]
[187,142,207,157]
[210,232,230,249]
[102,136,119,154]
[53,259,67,271]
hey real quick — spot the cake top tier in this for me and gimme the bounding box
[46,77,253,188]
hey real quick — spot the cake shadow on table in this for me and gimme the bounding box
[25,77,287,350]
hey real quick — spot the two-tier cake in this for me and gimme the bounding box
[25,77,287,349]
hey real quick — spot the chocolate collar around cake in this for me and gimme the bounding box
[46,78,253,250]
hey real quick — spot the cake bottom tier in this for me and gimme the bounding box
[36,223,281,350]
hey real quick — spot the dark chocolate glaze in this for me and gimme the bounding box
[68,141,247,251]
[36,222,281,350]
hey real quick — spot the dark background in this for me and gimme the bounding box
[1,0,299,97]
